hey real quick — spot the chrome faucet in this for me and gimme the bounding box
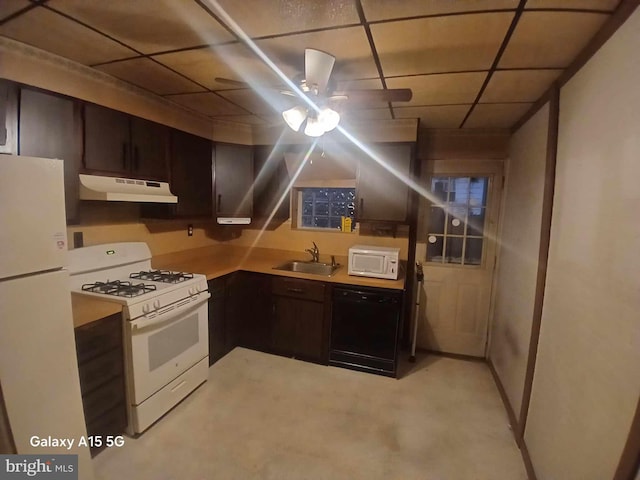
[305,242,320,263]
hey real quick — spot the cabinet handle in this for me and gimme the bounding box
[122,143,127,169]
[217,194,222,213]
[287,288,304,294]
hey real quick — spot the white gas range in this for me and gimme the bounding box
[69,242,210,435]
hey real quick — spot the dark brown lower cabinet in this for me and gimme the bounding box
[271,277,329,364]
[208,277,229,365]
[226,272,272,353]
[74,313,126,457]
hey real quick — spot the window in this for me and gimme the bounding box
[297,187,356,231]
[426,176,488,265]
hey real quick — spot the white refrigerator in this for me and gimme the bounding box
[0,155,94,479]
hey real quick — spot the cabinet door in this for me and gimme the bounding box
[170,129,212,217]
[214,143,253,217]
[252,145,290,224]
[356,144,412,222]
[294,299,325,362]
[84,103,130,175]
[271,296,297,356]
[208,278,227,365]
[19,88,82,222]
[131,116,169,180]
[0,80,18,154]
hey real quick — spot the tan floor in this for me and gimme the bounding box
[94,348,527,480]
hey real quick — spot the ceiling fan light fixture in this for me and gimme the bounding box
[318,107,340,132]
[304,116,325,137]
[282,106,307,132]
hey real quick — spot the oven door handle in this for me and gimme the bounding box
[130,292,210,332]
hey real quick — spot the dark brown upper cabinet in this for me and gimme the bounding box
[18,87,82,223]
[213,143,253,219]
[355,143,413,223]
[0,80,18,155]
[84,103,168,181]
[140,128,212,219]
[252,144,290,227]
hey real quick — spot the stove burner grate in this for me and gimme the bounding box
[81,280,157,298]
[129,270,194,284]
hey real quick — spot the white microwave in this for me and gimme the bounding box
[348,245,400,280]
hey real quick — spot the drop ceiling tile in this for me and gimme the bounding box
[335,78,383,90]
[525,0,620,10]
[464,103,533,128]
[0,0,30,21]
[217,88,297,115]
[212,115,267,125]
[386,72,487,107]
[361,0,519,22]
[371,13,514,76]
[47,0,233,54]
[96,58,205,95]
[0,7,136,64]
[256,26,379,81]
[499,11,609,68]
[481,69,562,103]
[393,105,470,128]
[210,0,360,38]
[154,43,297,91]
[166,92,248,116]
[341,108,393,121]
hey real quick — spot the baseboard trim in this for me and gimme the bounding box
[487,359,538,480]
[417,348,485,363]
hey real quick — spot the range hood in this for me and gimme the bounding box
[79,174,178,203]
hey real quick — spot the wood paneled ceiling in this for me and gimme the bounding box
[0,0,622,130]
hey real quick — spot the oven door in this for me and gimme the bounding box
[125,292,210,405]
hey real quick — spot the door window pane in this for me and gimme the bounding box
[426,176,489,266]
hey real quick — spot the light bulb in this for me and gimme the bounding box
[318,108,340,132]
[304,116,325,137]
[282,106,307,132]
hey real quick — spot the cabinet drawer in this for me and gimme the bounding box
[75,313,121,364]
[82,376,125,424]
[272,277,325,302]
[78,348,123,396]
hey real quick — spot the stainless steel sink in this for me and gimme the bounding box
[273,260,340,277]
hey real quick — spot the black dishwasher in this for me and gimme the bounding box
[330,286,402,377]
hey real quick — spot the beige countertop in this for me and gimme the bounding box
[70,245,405,327]
[152,245,406,290]
[71,293,122,329]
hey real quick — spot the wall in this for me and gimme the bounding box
[524,7,640,480]
[489,103,549,420]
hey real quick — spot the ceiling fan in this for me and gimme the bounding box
[215,48,413,137]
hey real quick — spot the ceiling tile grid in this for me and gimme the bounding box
[0,0,621,129]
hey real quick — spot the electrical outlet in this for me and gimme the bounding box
[187,224,193,237]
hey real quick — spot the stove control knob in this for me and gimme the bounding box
[153,299,161,309]
[189,287,197,296]
[142,304,151,314]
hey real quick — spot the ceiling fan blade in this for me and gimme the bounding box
[214,77,251,88]
[305,48,335,94]
[333,88,413,103]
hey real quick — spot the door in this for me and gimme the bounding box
[356,143,412,222]
[170,129,212,218]
[127,298,209,404]
[214,143,253,217]
[84,103,130,175]
[415,162,503,357]
[130,116,169,180]
[19,88,82,222]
